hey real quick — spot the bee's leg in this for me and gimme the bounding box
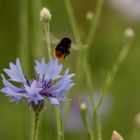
[53,50,56,57]
[67,50,70,55]
[63,54,67,59]
[60,55,65,61]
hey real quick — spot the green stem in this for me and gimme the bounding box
[96,32,134,111]
[43,22,51,60]
[55,107,64,140]
[82,54,94,102]
[63,0,81,47]
[31,0,42,59]
[32,111,40,140]
[85,0,104,47]
[63,0,92,99]
[93,108,102,140]
[19,0,30,75]
[63,0,84,94]
[63,1,104,140]
[80,105,94,140]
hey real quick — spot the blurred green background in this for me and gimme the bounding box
[0,0,140,140]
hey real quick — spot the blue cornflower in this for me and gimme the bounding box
[1,58,75,106]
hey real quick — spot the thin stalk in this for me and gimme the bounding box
[63,0,81,47]
[63,0,84,95]
[85,0,104,47]
[85,1,104,139]
[82,53,94,103]
[31,0,43,59]
[63,1,95,138]
[55,107,64,140]
[43,22,51,60]
[84,116,94,140]
[93,108,102,140]
[63,0,91,91]
[96,31,134,111]
[32,111,40,140]
[63,1,104,140]
[19,0,30,75]
[81,50,96,140]
[80,104,94,140]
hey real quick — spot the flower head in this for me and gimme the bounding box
[1,58,75,107]
[40,7,51,22]
[86,11,94,20]
[124,28,135,40]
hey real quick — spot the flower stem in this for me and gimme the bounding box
[83,54,94,100]
[63,0,81,47]
[80,103,94,140]
[31,0,43,59]
[43,22,51,60]
[19,0,30,75]
[96,29,134,111]
[55,107,64,140]
[32,110,40,140]
[85,0,104,47]
[93,108,102,140]
[63,1,104,140]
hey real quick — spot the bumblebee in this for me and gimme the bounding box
[53,37,71,59]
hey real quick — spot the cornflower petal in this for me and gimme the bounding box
[4,58,26,83]
[35,58,62,81]
[48,97,59,105]
[1,74,21,92]
[35,58,47,80]
[24,81,44,105]
[51,69,75,103]
[1,87,26,103]
[44,58,62,80]
[53,69,75,90]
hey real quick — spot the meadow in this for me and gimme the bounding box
[0,0,140,140]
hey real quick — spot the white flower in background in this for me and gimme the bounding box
[109,0,140,21]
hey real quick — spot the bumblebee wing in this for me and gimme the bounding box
[50,33,60,45]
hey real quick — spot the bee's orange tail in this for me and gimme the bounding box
[53,50,56,57]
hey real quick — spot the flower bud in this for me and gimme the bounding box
[80,102,88,129]
[40,7,51,22]
[80,102,87,112]
[124,28,135,40]
[80,102,87,121]
[86,11,94,20]
[111,130,124,140]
